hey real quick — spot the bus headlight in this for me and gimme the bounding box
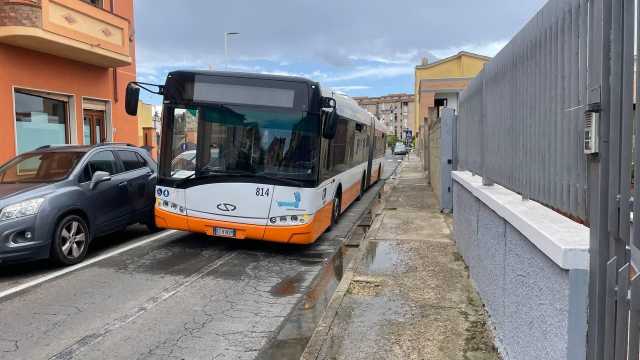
[269,214,311,226]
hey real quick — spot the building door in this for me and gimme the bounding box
[83,110,106,145]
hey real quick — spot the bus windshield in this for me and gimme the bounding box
[162,104,320,183]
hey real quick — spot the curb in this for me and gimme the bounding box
[300,161,402,360]
[256,158,401,360]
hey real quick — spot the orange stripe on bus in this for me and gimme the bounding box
[340,180,361,212]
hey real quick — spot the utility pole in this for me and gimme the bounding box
[224,32,240,70]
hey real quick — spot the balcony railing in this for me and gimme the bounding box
[0,0,132,67]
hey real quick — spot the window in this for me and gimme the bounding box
[117,150,147,172]
[82,0,103,8]
[167,108,198,178]
[14,91,69,154]
[0,152,84,184]
[80,151,118,182]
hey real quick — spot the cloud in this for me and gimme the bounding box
[430,40,509,59]
[133,0,547,100]
[135,0,546,68]
[331,85,371,92]
[326,65,415,82]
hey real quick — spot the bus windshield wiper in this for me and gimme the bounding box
[174,172,196,186]
[176,167,305,187]
[254,172,305,187]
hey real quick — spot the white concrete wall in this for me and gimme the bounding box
[452,171,589,360]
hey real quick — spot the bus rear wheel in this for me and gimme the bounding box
[331,194,341,227]
[357,174,365,201]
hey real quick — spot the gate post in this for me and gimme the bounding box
[586,0,612,358]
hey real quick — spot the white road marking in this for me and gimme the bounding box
[0,230,180,301]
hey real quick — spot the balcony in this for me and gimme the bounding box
[0,0,131,67]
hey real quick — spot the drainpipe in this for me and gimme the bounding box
[110,0,118,103]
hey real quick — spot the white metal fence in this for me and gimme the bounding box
[457,0,589,221]
[457,0,640,358]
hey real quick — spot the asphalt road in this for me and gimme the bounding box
[0,154,402,360]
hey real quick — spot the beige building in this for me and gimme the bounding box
[354,93,415,142]
[414,51,490,134]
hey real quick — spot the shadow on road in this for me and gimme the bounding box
[0,224,155,278]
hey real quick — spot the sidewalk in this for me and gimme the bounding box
[302,154,499,360]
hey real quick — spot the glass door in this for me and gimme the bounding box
[83,110,106,145]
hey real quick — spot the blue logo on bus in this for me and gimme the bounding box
[163,189,170,198]
[277,192,301,209]
[156,188,163,197]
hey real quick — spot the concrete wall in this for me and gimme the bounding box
[453,172,588,360]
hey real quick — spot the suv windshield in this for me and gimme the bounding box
[162,105,320,182]
[0,151,84,184]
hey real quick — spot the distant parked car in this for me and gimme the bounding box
[393,143,408,155]
[0,144,157,265]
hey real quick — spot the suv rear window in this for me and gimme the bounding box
[117,150,147,172]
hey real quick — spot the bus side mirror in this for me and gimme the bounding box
[321,96,337,139]
[125,83,140,116]
[323,110,338,139]
[321,97,336,108]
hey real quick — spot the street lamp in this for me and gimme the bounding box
[224,32,240,70]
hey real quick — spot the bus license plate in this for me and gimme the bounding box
[214,227,236,238]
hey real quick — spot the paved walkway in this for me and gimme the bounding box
[303,153,499,360]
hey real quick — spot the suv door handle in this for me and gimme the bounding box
[118,181,128,188]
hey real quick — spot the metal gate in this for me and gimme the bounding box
[587,0,640,357]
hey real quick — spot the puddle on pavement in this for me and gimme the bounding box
[256,245,350,360]
[270,272,306,297]
[363,240,408,274]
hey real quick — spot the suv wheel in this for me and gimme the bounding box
[145,217,160,233]
[51,215,90,265]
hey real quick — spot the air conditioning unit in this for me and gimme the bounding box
[584,111,599,155]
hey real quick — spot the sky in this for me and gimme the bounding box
[134,0,547,105]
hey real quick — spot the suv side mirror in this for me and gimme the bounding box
[321,96,337,139]
[90,171,112,190]
[125,83,140,116]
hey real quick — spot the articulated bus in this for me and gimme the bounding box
[125,71,388,244]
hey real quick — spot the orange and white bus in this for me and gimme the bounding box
[125,71,388,244]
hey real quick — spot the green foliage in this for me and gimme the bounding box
[387,134,398,147]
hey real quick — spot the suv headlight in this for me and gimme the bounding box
[0,198,45,222]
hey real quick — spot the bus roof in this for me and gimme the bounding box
[168,70,319,86]
[371,114,391,134]
[321,88,374,127]
[168,70,383,130]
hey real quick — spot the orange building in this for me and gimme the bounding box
[0,0,137,163]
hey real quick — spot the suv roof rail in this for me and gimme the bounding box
[94,142,138,148]
[36,144,69,150]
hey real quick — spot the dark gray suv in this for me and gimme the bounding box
[0,144,157,265]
